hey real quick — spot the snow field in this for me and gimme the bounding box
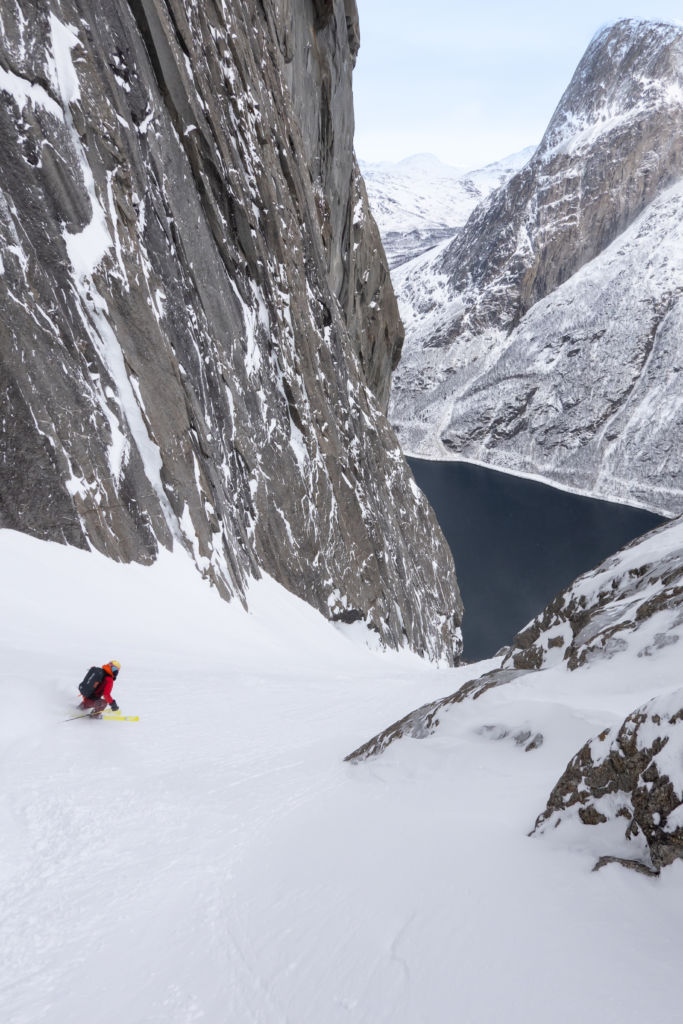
[1,529,682,1023]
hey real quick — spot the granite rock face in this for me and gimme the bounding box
[391,19,683,516]
[0,0,461,661]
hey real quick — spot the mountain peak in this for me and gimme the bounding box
[539,16,683,158]
[396,153,462,174]
[359,153,466,179]
[594,16,683,43]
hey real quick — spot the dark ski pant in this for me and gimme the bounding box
[80,697,108,712]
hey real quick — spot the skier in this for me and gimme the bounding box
[78,661,121,717]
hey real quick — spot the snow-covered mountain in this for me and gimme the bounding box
[360,147,535,267]
[390,19,683,516]
[0,0,461,661]
[3,6,683,1016]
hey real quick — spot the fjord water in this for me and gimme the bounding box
[408,458,666,661]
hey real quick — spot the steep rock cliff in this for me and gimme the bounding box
[0,0,461,661]
[391,19,683,516]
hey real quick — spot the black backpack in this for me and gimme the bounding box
[78,666,106,698]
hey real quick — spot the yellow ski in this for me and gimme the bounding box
[64,712,140,722]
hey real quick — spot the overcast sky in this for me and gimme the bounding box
[353,1,683,168]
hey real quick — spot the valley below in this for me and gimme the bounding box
[408,458,665,661]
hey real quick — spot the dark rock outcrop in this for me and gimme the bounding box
[503,516,683,673]
[532,692,683,874]
[0,0,461,660]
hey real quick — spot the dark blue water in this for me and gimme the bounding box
[408,458,666,663]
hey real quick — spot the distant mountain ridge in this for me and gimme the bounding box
[360,146,535,267]
[387,18,683,516]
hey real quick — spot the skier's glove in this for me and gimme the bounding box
[110,700,120,712]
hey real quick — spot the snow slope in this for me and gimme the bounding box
[2,528,682,1023]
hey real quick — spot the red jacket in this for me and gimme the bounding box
[92,666,115,704]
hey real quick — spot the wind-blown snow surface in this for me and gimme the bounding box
[2,528,682,1023]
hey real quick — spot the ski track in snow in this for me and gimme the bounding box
[1,530,682,1023]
